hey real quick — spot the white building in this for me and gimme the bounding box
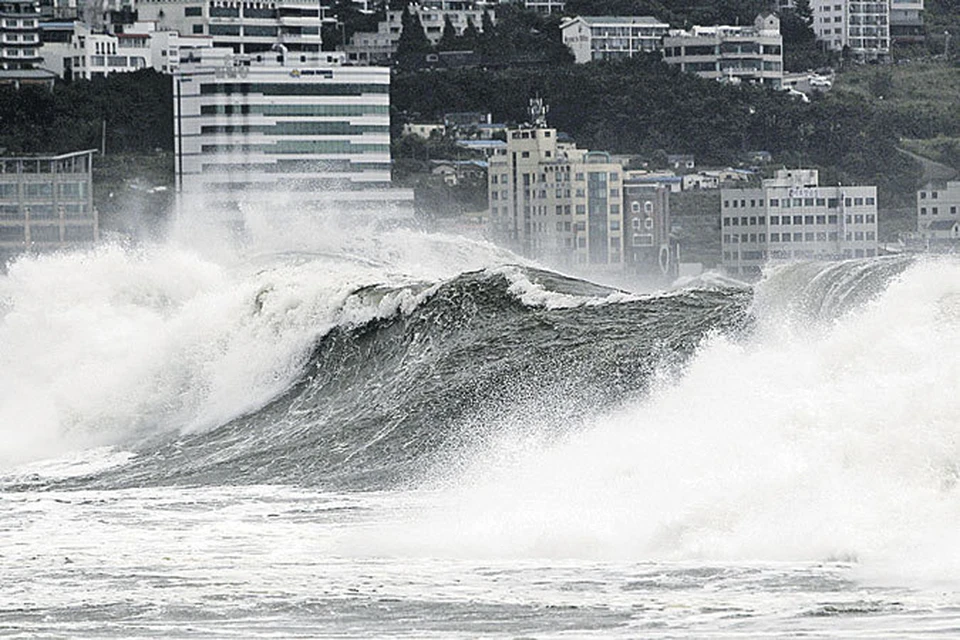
[137,0,323,55]
[488,101,627,270]
[560,15,670,64]
[173,47,411,226]
[811,0,889,61]
[721,168,879,276]
[57,21,147,79]
[524,0,565,14]
[41,20,213,78]
[917,180,960,232]
[662,13,783,88]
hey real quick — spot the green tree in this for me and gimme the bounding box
[396,6,432,56]
[438,15,458,51]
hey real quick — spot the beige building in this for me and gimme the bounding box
[662,13,783,88]
[721,169,879,276]
[0,150,98,267]
[487,102,626,271]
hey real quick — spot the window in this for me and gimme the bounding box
[770,199,779,207]
[770,216,779,225]
[185,6,202,16]
[793,216,802,225]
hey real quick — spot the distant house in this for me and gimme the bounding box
[667,154,695,170]
[403,123,447,139]
[924,219,960,240]
[682,173,719,190]
[623,171,682,193]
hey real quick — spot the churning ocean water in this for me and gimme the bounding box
[1,221,960,639]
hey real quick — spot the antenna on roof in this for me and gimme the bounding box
[528,96,549,128]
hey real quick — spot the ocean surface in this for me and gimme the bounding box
[2,223,960,638]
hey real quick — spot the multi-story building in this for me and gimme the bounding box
[488,100,626,271]
[137,0,323,55]
[560,15,670,64]
[889,0,923,45]
[0,0,55,87]
[41,20,213,77]
[662,13,783,88]
[58,21,148,79]
[720,169,879,276]
[811,0,889,61]
[0,149,98,267]
[173,47,411,226]
[524,0,565,14]
[917,179,960,234]
[624,181,675,277]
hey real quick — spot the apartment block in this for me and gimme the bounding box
[721,169,879,276]
[560,15,670,64]
[0,0,56,87]
[0,150,98,267]
[173,47,411,225]
[487,116,626,270]
[137,0,323,55]
[811,0,889,60]
[662,13,783,87]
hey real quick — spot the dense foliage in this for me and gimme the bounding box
[392,55,930,214]
[0,69,172,155]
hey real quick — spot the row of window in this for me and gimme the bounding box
[200,122,388,136]
[724,248,878,261]
[200,141,389,154]
[0,182,87,199]
[199,82,388,96]
[0,203,89,218]
[200,103,388,117]
[723,195,875,208]
[722,213,876,226]
[0,224,95,243]
[919,206,958,215]
[724,230,876,243]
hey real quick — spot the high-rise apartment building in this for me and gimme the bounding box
[173,47,411,225]
[0,0,55,87]
[720,169,879,276]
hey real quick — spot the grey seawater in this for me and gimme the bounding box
[2,484,959,639]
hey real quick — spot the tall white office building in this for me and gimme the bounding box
[173,47,411,225]
[721,169,879,276]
